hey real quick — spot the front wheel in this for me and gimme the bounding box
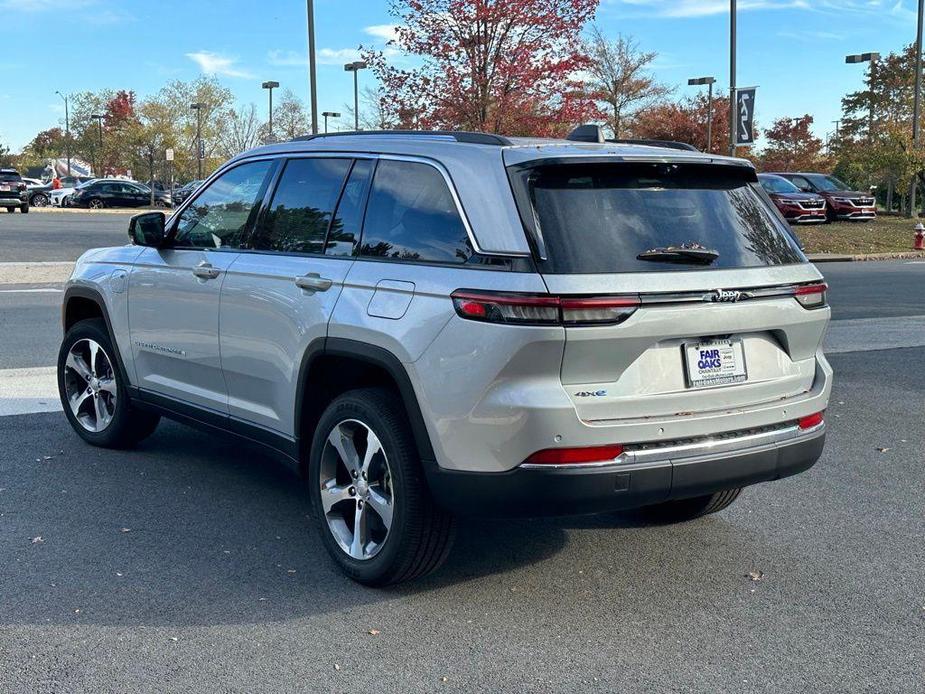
[636,488,743,524]
[307,388,456,586]
[58,318,160,448]
[20,203,29,214]
[5,207,14,213]
[87,198,104,209]
[31,193,49,207]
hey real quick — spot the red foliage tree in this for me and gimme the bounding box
[632,92,731,154]
[364,0,601,137]
[758,115,830,172]
[104,90,137,127]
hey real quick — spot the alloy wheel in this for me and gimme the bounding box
[62,338,117,432]
[319,419,394,560]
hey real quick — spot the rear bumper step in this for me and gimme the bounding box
[424,424,825,517]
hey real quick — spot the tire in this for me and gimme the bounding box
[31,193,49,207]
[88,198,104,209]
[20,203,29,214]
[5,207,14,213]
[636,488,743,524]
[57,318,160,449]
[307,387,455,586]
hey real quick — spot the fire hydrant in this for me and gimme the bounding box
[916,223,925,251]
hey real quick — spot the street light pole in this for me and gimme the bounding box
[190,102,205,180]
[846,52,881,142]
[55,91,71,176]
[91,114,104,175]
[322,111,341,134]
[728,0,737,156]
[307,0,318,134]
[262,80,280,141]
[688,77,716,153]
[911,0,924,215]
[344,61,368,131]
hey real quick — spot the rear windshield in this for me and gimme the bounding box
[513,162,805,274]
[0,171,22,182]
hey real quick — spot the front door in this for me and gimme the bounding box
[219,157,372,435]
[128,159,275,413]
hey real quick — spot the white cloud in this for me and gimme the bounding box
[186,51,253,79]
[364,24,399,42]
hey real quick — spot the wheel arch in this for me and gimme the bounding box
[62,286,131,387]
[295,337,437,472]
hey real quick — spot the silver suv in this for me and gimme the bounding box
[57,130,832,585]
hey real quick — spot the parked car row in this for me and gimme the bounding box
[758,172,877,224]
[14,173,176,210]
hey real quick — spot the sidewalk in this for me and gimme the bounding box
[807,251,925,263]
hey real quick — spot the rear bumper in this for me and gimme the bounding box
[425,424,826,517]
[0,194,27,206]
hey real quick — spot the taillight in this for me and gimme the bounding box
[523,444,625,466]
[794,282,827,309]
[451,290,639,326]
[798,411,824,430]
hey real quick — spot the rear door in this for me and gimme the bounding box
[509,159,829,423]
[128,159,275,412]
[218,156,371,435]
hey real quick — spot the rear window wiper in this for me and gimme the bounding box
[637,244,720,265]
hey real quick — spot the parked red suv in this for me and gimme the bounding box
[758,174,827,224]
[769,172,876,221]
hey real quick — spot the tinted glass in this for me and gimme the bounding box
[759,175,799,194]
[359,160,472,264]
[788,175,812,190]
[174,160,273,250]
[520,163,804,274]
[326,159,373,257]
[254,158,351,254]
[807,174,850,191]
[0,172,22,182]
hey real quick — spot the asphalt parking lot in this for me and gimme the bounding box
[1,212,923,693]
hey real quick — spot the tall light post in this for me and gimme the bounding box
[344,61,368,131]
[90,114,104,175]
[911,0,923,215]
[306,0,318,134]
[688,77,716,153]
[55,91,71,176]
[322,111,341,134]
[728,0,737,156]
[262,80,280,142]
[190,102,205,180]
[846,52,880,142]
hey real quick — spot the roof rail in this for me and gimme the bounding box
[608,138,701,152]
[291,130,514,146]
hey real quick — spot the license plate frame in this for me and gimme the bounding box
[683,338,748,389]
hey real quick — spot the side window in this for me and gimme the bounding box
[174,160,273,250]
[326,159,373,257]
[252,157,351,254]
[789,176,811,191]
[359,160,472,264]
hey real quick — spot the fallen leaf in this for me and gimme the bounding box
[876,447,891,453]
[746,570,764,582]
[368,629,380,636]
[120,528,132,533]
[74,608,81,614]
[334,664,342,671]
[31,536,44,544]
[287,569,296,574]
[168,637,178,642]
[115,572,123,577]
[441,677,449,683]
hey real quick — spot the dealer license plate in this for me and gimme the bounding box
[684,339,747,388]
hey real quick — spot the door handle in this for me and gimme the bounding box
[192,261,221,280]
[295,273,333,293]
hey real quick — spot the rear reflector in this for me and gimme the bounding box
[798,412,824,430]
[794,282,828,309]
[451,290,639,326]
[523,444,625,465]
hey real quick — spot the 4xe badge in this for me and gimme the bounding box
[574,390,607,398]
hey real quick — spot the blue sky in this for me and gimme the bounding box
[0,0,916,151]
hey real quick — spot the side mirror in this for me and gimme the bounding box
[128,211,168,247]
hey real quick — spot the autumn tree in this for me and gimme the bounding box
[584,26,670,139]
[266,89,310,142]
[217,103,264,158]
[364,0,600,136]
[632,92,733,154]
[759,115,830,172]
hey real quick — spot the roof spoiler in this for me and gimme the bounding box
[566,125,701,152]
[566,124,606,143]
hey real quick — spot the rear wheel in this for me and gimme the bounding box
[636,488,743,523]
[5,207,13,213]
[20,203,29,214]
[307,388,455,586]
[31,193,49,207]
[58,319,160,448]
[88,198,104,209]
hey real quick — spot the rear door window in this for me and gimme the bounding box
[252,157,352,255]
[512,162,804,274]
[359,159,473,264]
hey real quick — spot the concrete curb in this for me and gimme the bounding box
[808,251,925,263]
[27,207,163,215]
[0,261,74,285]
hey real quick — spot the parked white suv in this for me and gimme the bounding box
[58,129,832,585]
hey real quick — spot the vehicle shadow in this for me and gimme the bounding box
[1,416,573,628]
